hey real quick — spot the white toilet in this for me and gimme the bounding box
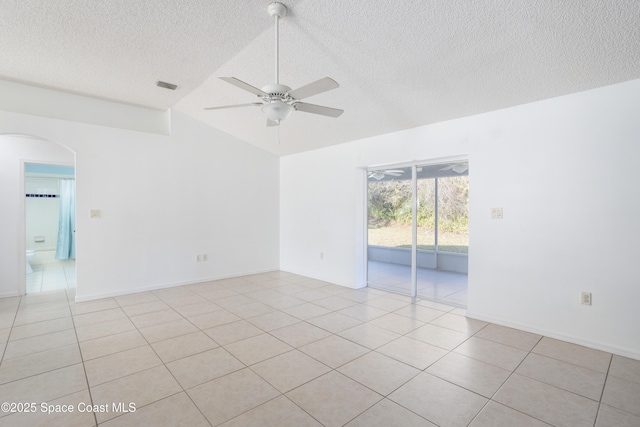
[26,249,36,274]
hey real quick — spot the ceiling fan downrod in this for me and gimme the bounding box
[268,3,287,85]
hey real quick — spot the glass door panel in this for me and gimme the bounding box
[366,166,413,294]
[416,165,469,305]
[417,178,436,251]
[436,175,469,254]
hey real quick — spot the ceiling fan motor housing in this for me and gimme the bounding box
[261,84,292,100]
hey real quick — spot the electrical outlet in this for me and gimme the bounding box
[320,252,324,260]
[202,254,208,262]
[196,254,202,262]
[491,208,503,219]
[581,291,592,306]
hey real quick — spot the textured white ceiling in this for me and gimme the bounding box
[1,1,639,156]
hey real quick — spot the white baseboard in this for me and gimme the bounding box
[466,310,640,361]
[278,268,360,289]
[74,267,279,303]
[0,291,20,299]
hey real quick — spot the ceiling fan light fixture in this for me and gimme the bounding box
[261,100,293,122]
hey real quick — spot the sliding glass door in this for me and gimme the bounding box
[366,161,469,306]
[366,166,413,294]
[416,165,469,305]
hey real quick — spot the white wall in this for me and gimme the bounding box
[467,80,640,359]
[280,123,469,287]
[280,79,640,359]
[1,98,280,300]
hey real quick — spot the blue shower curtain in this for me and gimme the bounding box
[55,179,76,260]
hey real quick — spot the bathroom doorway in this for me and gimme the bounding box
[0,134,76,298]
[24,163,76,293]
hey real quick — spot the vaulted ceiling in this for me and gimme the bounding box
[1,1,638,156]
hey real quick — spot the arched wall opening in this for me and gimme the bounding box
[0,134,76,298]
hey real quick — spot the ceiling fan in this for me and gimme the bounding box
[439,162,468,173]
[204,2,343,127]
[368,170,405,180]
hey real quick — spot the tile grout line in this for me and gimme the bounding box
[386,321,491,425]
[251,294,457,426]
[0,291,95,425]
[592,352,615,427]
[137,282,384,425]
[68,292,99,427]
[110,295,216,427]
[465,332,548,426]
[161,279,319,426]
[0,296,22,374]
[80,291,211,424]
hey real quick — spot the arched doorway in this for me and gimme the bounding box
[0,134,76,297]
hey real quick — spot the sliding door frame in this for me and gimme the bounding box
[364,155,468,297]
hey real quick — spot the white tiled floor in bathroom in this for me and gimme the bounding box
[26,260,76,293]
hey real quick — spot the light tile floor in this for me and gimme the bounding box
[26,260,76,293]
[368,260,468,307]
[0,270,638,426]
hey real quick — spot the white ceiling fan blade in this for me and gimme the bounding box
[385,172,402,177]
[219,77,269,97]
[293,102,343,118]
[438,163,468,173]
[288,77,339,100]
[385,170,404,174]
[204,103,262,110]
[266,119,279,127]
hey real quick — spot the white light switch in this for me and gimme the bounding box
[491,208,503,219]
[90,209,101,219]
